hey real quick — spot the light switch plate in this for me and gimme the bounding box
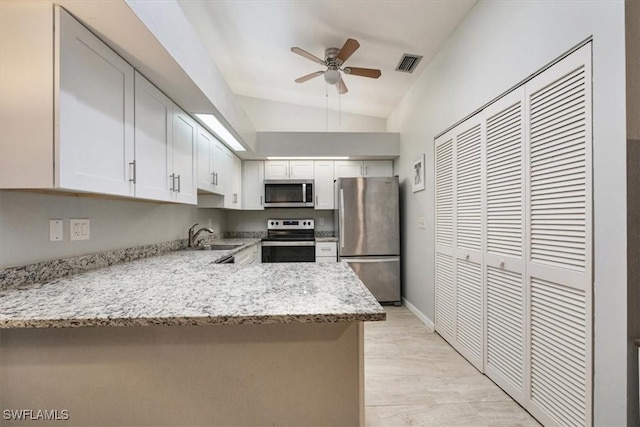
[70,219,90,241]
[49,219,63,242]
[417,216,425,229]
[319,217,325,226]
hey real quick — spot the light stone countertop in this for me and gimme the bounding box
[0,240,385,329]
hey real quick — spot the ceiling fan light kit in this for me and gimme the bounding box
[291,38,381,94]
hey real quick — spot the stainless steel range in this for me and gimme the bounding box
[261,219,315,263]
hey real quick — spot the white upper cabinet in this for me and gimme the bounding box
[333,161,363,178]
[334,160,393,178]
[0,5,135,194]
[171,108,197,204]
[134,73,196,205]
[0,5,200,205]
[243,161,265,210]
[231,154,242,209]
[363,161,393,177]
[134,72,172,202]
[314,161,334,210]
[264,160,314,180]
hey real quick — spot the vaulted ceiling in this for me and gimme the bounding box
[178,0,477,119]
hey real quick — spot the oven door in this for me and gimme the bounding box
[262,241,316,263]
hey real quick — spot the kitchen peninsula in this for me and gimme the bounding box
[0,244,384,426]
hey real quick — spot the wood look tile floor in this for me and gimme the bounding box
[364,306,540,426]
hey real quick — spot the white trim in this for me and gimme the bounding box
[402,298,435,331]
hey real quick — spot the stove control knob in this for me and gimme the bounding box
[270,221,274,226]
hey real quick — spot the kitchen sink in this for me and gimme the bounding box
[184,244,243,251]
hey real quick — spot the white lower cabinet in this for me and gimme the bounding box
[315,242,337,263]
[434,45,592,427]
[235,244,260,265]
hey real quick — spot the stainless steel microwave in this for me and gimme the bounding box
[264,180,314,208]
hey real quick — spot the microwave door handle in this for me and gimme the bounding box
[302,183,306,203]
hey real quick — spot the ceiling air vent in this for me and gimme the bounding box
[395,54,423,73]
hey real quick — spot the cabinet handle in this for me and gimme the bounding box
[365,165,368,176]
[170,173,175,191]
[211,172,215,185]
[316,195,318,205]
[260,195,263,205]
[215,172,218,186]
[176,175,181,193]
[129,160,136,184]
[360,165,363,176]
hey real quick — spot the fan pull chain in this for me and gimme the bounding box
[325,82,329,131]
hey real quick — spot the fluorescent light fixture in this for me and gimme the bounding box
[266,156,350,160]
[195,114,246,152]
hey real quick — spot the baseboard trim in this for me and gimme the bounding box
[402,298,435,332]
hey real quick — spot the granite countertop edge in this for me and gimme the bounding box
[0,312,386,329]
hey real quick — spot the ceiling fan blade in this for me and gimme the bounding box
[291,47,325,65]
[343,67,382,79]
[295,71,325,83]
[337,76,348,95]
[336,38,360,64]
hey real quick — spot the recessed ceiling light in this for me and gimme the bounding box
[195,114,246,152]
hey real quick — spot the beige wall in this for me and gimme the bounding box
[0,322,362,426]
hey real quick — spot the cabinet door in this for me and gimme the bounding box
[221,145,235,209]
[289,160,314,179]
[212,139,227,194]
[57,7,134,196]
[334,161,363,178]
[242,161,264,210]
[197,126,216,193]
[171,107,197,204]
[264,160,289,179]
[134,72,172,202]
[232,155,242,209]
[314,161,334,210]
[363,161,393,177]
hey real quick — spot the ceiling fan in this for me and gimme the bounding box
[291,38,381,95]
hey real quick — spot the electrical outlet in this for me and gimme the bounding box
[319,217,325,226]
[417,216,425,229]
[70,219,90,241]
[49,219,63,242]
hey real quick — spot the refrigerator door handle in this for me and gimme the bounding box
[339,188,345,249]
[341,257,400,263]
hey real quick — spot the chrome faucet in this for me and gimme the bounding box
[188,223,214,247]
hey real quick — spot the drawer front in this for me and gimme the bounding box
[315,242,337,257]
[316,256,337,263]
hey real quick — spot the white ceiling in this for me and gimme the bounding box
[178,0,476,119]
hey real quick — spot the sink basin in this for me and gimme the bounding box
[184,244,243,251]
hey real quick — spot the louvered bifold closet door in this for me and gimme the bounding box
[483,89,527,404]
[435,131,456,345]
[454,116,485,371]
[525,44,592,427]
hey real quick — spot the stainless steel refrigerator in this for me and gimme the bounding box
[334,176,401,304]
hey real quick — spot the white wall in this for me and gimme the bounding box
[388,1,626,424]
[0,191,226,269]
[237,96,386,132]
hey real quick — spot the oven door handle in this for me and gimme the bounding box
[261,241,316,247]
